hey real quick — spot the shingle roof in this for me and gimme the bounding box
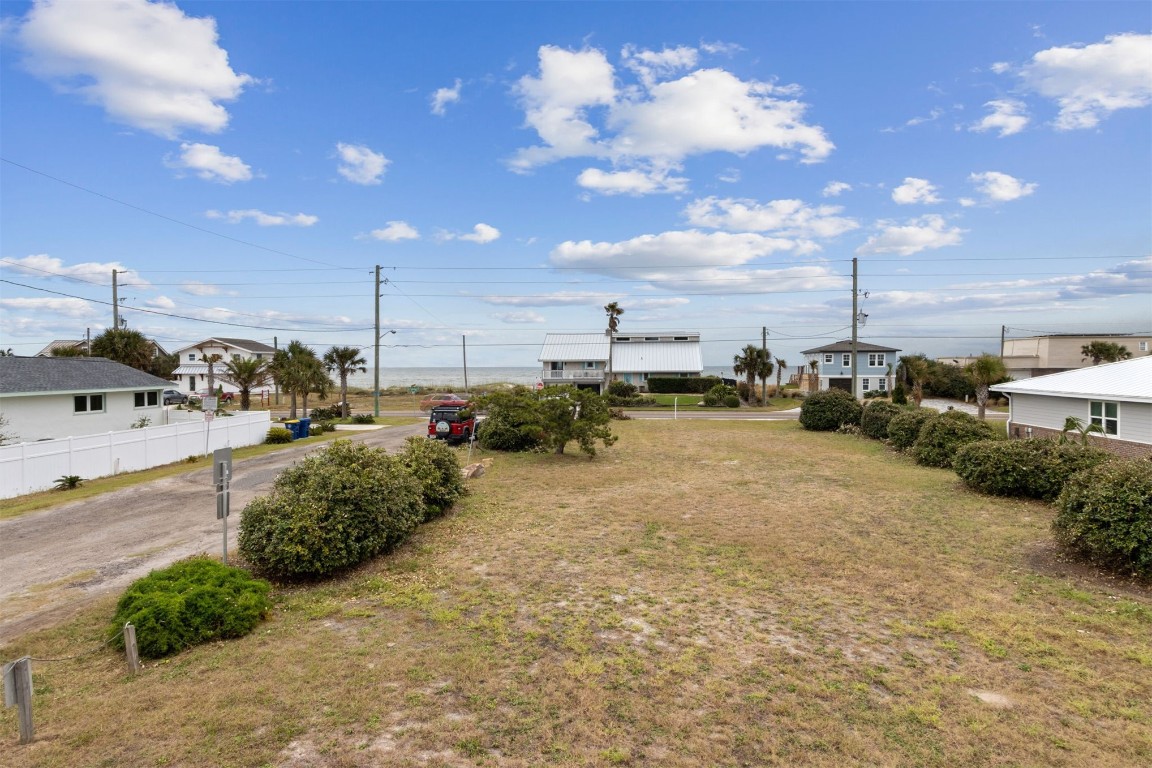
[992,355,1152,403]
[801,340,901,354]
[0,356,174,395]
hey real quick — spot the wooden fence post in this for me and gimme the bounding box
[3,657,34,744]
[123,623,141,675]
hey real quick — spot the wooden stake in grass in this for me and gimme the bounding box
[123,623,141,675]
[3,656,34,744]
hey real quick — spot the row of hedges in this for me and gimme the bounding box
[800,389,1150,578]
[646,376,723,394]
[239,437,465,581]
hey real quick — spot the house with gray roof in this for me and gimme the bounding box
[992,355,1152,459]
[800,340,901,398]
[539,331,703,393]
[171,338,278,396]
[0,356,174,443]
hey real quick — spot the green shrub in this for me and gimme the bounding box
[887,409,935,450]
[238,440,424,580]
[54,474,84,491]
[891,383,908,405]
[607,381,638,398]
[308,424,325,436]
[308,405,341,421]
[860,400,902,440]
[399,436,466,520]
[911,410,1001,468]
[351,413,376,425]
[1054,459,1152,578]
[647,376,723,394]
[799,389,862,431]
[953,439,1111,500]
[476,411,542,452]
[266,427,293,444]
[110,557,270,659]
[723,394,741,408]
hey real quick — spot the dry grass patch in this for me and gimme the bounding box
[2,420,1149,766]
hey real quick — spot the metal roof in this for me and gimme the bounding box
[0,356,175,395]
[538,334,610,362]
[801,339,901,354]
[612,341,702,373]
[992,355,1152,403]
[172,337,278,355]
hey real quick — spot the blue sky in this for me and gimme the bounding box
[1,0,1149,372]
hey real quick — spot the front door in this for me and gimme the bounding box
[188,375,196,391]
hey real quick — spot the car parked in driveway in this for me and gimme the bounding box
[419,393,466,411]
[162,389,188,405]
[189,389,235,403]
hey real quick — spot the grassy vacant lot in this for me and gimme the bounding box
[2,420,1148,767]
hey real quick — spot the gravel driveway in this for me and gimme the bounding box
[0,423,426,643]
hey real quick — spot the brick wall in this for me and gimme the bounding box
[1007,421,1152,459]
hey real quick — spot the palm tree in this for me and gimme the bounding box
[1080,341,1132,365]
[270,340,318,419]
[757,354,774,405]
[220,357,271,411]
[300,355,330,416]
[200,352,224,397]
[807,358,820,393]
[90,328,153,370]
[898,354,930,407]
[604,301,624,389]
[323,346,367,417]
[1060,416,1105,446]
[963,353,1007,420]
[733,344,765,403]
[774,357,787,397]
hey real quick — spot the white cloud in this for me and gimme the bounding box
[990,62,1012,75]
[970,99,1030,137]
[1,254,150,287]
[511,45,833,194]
[492,310,546,324]
[856,215,964,256]
[15,0,251,138]
[368,221,420,241]
[181,281,219,296]
[683,196,859,239]
[144,295,176,309]
[483,291,616,307]
[0,296,99,319]
[822,181,852,197]
[968,171,1037,202]
[1019,33,1152,130]
[206,209,318,226]
[576,167,688,196]
[168,143,252,183]
[891,177,940,205]
[457,223,501,244]
[718,168,741,183]
[430,78,462,115]
[336,142,390,185]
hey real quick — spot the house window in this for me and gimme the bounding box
[1140,342,1149,352]
[583,361,596,369]
[823,353,833,364]
[254,353,264,359]
[842,353,851,368]
[674,337,688,341]
[133,391,159,408]
[187,353,196,361]
[232,353,241,361]
[74,394,105,413]
[868,353,886,367]
[1090,401,1118,435]
[878,378,888,392]
[862,378,870,392]
[550,362,563,371]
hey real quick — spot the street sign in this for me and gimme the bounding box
[213,447,233,565]
[535,380,544,390]
[202,396,218,412]
[409,385,418,394]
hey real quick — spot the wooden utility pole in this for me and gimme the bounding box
[374,265,381,418]
[112,269,119,329]
[462,335,469,394]
[1000,325,1006,362]
[761,326,768,406]
[851,257,859,399]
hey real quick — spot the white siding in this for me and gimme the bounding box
[1010,394,1152,445]
[0,391,165,444]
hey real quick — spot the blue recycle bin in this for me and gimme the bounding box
[282,419,300,439]
[298,417,312,437]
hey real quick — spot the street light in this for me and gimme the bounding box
[373,329,396,418]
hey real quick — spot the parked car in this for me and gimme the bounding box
[419,393,466,411]
[190,389,235,403]
[427,402,476,445]
[163,389,189,405]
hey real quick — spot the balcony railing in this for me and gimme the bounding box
[542,369,604,380]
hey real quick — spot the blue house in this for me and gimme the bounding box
[801,340,901,398]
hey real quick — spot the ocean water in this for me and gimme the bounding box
[347,366,541,391]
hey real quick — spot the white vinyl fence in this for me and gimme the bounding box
[0,411,271,499]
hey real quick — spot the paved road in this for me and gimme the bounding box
[0,422,425,643]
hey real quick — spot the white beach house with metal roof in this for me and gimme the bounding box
[992,356,1152,458]
[538,332,704,393]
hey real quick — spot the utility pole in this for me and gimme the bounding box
[1000,325,1006,363]
[851,257,859,399]
[761,326,768,406]
[462,335,469,394]
[112,269,119,329]
[374,265,381,418]
[273,336,279,406]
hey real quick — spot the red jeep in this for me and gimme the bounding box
[427,401,475,445]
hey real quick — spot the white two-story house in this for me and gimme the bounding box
[171,338,278,396]
[801,340,901,398]
[538,332,704,393]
